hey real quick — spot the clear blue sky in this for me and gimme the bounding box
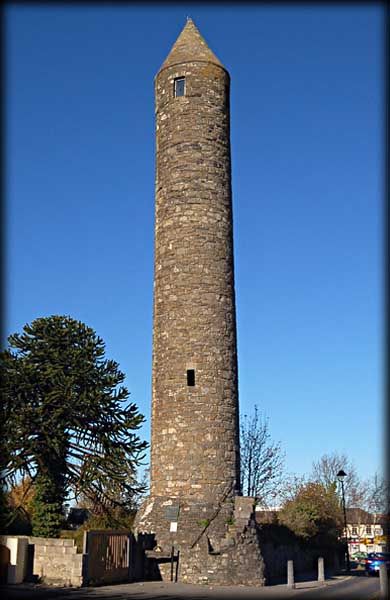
[5,4,384,483]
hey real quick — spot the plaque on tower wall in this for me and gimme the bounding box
[164,505,180,521]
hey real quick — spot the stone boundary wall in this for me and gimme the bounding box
[256,526,342,584]
[0,532,147,588]
[29,537,84,587]
[0,535,84,587]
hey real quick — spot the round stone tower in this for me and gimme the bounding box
[134,20,265,586]
[152,18,240,502]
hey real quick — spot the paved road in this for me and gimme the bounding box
[0,574,381,600]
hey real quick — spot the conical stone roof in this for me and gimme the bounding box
[158,18,224,73]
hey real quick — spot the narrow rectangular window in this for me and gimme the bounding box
[187,369,195,386]
[174,77,185,97]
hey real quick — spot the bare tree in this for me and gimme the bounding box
[278,473,308,503]
[310,452,368,508]
[240,406,285,505]
[366,473,389,516]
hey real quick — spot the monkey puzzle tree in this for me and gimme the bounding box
[1,315,147,537]
[0,483,9,532]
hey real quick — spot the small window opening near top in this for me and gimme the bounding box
[174,77,185,97]
[187,369,195,386]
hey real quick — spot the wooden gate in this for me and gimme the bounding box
[83,530,132,586]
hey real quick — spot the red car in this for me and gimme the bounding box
[365,552,390,575]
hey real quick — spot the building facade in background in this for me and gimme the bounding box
[345,508,388,555]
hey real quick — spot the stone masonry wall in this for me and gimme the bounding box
[136,19,266,586]
[30,537,83,587]
[135,495,265,586]
[152,56,240,501]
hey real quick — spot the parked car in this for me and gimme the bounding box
[351,551,367,561]
[365,552,390,575]
[351,551,367,567]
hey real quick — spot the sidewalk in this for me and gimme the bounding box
[0,573,353,600]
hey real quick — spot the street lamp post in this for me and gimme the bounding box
[337,469,350,572]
